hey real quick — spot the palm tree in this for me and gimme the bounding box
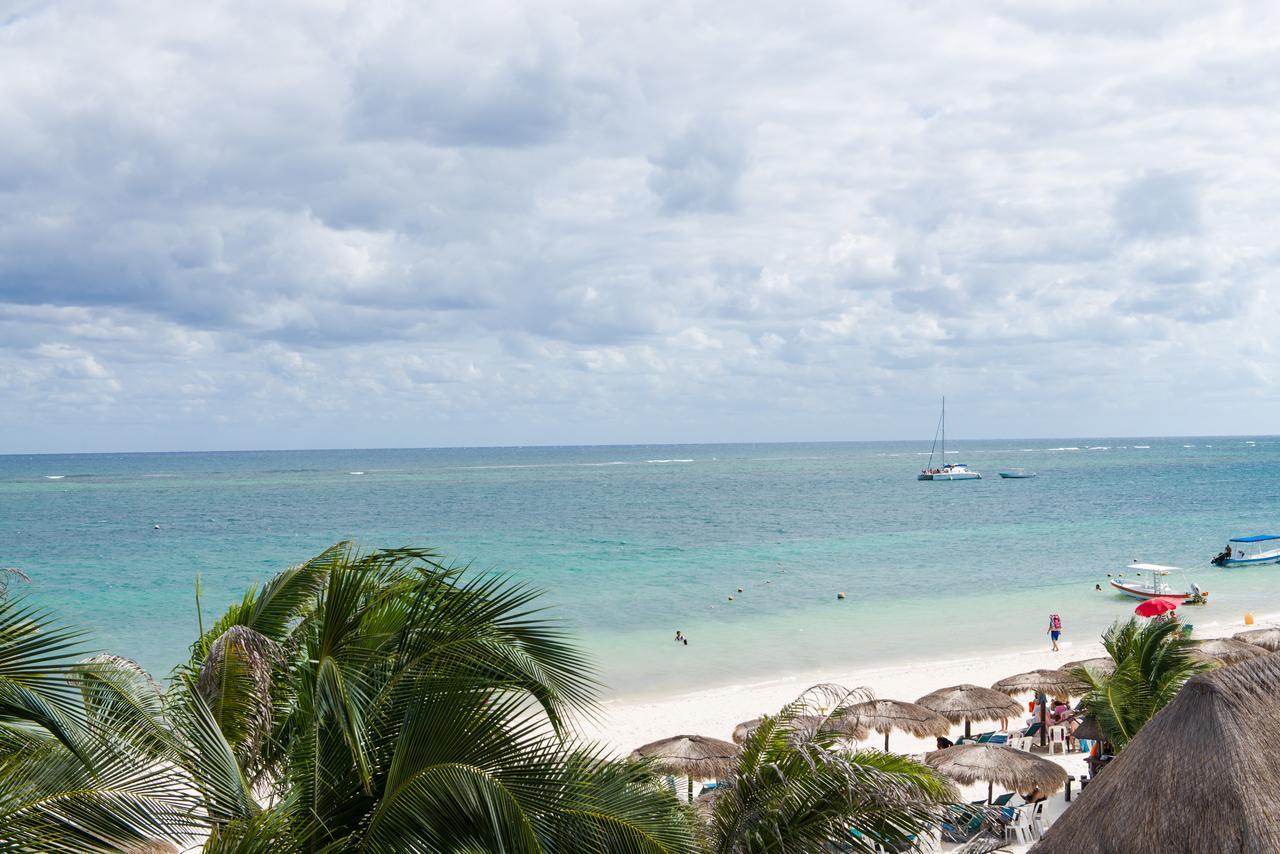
[1068,617,1212,751]
[1,543,697,852]
[703,685,956,853]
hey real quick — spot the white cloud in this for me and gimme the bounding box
[1,0,1278,452]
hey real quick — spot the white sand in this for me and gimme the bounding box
[580,614,1274,851]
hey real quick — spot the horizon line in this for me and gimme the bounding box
[2,432,1276,458]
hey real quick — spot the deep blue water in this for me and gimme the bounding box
[3,438,1278,697]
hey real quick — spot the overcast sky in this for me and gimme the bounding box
[2,1,1277,453]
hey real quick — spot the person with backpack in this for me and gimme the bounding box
[1048,613,1063,651]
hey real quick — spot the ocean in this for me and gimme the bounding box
[3,438,1278,698]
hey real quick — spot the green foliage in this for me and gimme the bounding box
[1070,617,1212,750]
[0,543,698,852]
[704,685,956,853]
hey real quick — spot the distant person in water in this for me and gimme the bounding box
[1048,613,1063,652]
[674,630,684,643]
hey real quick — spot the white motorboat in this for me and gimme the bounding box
[917,398,981,481]
[1211,535,1280,567]
[1108,563,1204,601]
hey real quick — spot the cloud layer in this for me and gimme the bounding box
[2,0,1278,452]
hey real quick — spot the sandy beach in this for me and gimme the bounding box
[581,611,1275,850]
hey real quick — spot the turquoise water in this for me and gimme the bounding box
[3,439,1278,697]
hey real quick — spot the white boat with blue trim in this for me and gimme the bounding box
[917,397,981,481]
[1212,535,1280,567]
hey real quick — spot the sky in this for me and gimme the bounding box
[2,1,1278,453]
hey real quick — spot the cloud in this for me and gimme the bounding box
[0,0,1277,452]
[1113,171,1202,241]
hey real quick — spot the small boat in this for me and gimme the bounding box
[998,470,1037,479]
[1211,535,1280,567]
[1108,563,1204,601]
[917,397,981,481]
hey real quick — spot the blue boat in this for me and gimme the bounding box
[1211,535,1280,567]
[998,470,1037,479]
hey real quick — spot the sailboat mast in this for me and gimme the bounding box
[941,396,945,463]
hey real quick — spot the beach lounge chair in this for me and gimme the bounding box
[1021,721,1042,740]
[940,806,984,843]
[987,733,1009,745]
[992,792,1015,807]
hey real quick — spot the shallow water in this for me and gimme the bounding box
[2,438,1278,696]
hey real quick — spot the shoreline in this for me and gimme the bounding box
[580,609,1276,755]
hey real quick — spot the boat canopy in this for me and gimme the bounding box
[1229,535,1280,543]
[1128,563,1179,573]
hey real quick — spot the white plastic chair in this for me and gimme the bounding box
[1047,725,1068,754]
[1004,805,1036,845]
[1031,801,1047,839]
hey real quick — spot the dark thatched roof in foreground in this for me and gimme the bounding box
[1031,650,1280,853]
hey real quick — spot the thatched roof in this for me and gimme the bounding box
[731,712,867,745]
[1234,627,1280,653]
[630,734,739,777]
[991,668,1088,698]
[924,744,1067,795]
[915,684,1023,724]
[1190,637,1268,666]
[1031,650,1280,853]
[1061,657,1116,676]
[847,699,951,738]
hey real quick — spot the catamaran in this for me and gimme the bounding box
[1108,563,1204,601]
[917,397,981,481]
[1211,535,1280,567]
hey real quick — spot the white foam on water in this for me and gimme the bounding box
[646,459,694,464]
[1134,445,1151,449]
[348,471,364,475]
[43,475,64,480]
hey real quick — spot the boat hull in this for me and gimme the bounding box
[998,472,1036,479]
[1108,579,1190,600]
[918,472,982,480]
[1219,553,1280,567]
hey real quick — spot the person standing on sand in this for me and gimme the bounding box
[1048,613,1062,652]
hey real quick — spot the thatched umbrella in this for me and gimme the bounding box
[846,699,951,751]
[916,684,1023,739]
[1234,627,1280,653]
[731,713,867,745]
[925,743,1068,804]
[991,668,1089,746]
[630,734,738,800]
[1030,649,1280,852]
[1061,657,1115,676]
[1190,637,1268,666]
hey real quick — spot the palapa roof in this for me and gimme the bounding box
[731,712,867,745]
[630,734,739,777]
[915,684,1023,724]
[1190,637,1268,666]
[1060,657,1116,676]
[1234,627,1280,653]
[924,744,1067,795]
[991,668,1088,698]
[846,699,951,738]
[1031,650,1280,853]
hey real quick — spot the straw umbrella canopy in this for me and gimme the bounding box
[630,734,739,800]
[915,684,1023,738]
[925,743,1067,804]
[991,669,1088,746]
[1030,649,1280,853]
[1234,627,1280,653]
[1061,657,1116,676]
[846,699,951,752]
[730,713,867,745]
[1190,637,1269,666]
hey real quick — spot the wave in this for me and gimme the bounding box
[43,475,64,480]
[1134,445,1151,449]
[646,459,694,464]
[1087,446,1109,450]
[348,471,365,475]
[1046,447,1080,451]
